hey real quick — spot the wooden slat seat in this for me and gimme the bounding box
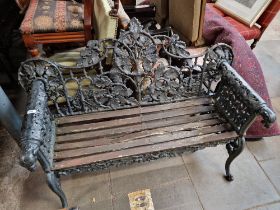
[52,97,238,171]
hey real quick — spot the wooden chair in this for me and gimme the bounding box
[20,0,120,57]
[207,0,280,49]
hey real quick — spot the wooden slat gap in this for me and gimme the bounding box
[53,131,238,170]
[56,110,217,143]
[54,114,219,151]
[54,123,231,160]
[57,97,213,125]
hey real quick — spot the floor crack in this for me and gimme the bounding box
[181,154,206,210]
[108,169,115,210]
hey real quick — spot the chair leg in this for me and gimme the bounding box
[28,47,41,57]
[250,39,259,49]
[224,137,245,181]
[46,172,68,208]
[22,34,41,57]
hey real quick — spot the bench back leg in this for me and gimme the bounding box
[46,172,68,208]
[224,137,245,181]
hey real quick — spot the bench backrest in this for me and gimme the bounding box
[19,18,233,117]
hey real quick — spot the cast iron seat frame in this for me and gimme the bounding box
[17,18,276,209]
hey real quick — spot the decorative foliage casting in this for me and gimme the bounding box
[19,79,54,171]
[19,18,233,117]
[17,18,277,208]
[214,62,276,135]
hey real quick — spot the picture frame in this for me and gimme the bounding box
[215,0,272,27]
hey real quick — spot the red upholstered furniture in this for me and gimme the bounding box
[207,0,280,49]
[20,0,94,57]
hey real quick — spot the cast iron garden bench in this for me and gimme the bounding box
[18,18,276,209]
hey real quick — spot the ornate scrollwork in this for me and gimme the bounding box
[18,58,60,92]
[214,61,276,135]
[200,44,234,94]
[18,17,274,133]
[140,64,202,103]
[225,137,245,181]
[77,40,106,68]
[17,18,276,207]
[115,19,158,75]
[19,18,274,135]
[20,18,226,116]
[20,79,51,171]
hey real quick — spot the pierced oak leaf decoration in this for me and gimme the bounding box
[129,18,143,34]
[169,34,190,58]
[18,18,235,117]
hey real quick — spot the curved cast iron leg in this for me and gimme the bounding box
[46,172,68,208]
[225,137,245,181]
[250,39,259,49]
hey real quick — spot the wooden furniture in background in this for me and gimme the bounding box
[20,0,94,57]
[20,0,120,57]
[208,0,280,49]
[121,0,136,6]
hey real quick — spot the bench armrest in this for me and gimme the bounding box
[214,61,276,135]
[20,79,51,171]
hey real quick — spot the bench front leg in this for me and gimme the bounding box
[224,137,245,181]
[20,79,50,171]
[214,61,276,181]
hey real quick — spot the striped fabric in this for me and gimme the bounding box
[20,0,84,34]
[224,16,261,40]
[257,0,280,28]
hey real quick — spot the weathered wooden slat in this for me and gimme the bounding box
[57,107,140,126]
[55,114,218,151]
[57,97,212,125]
[56,105,215,142]
[57,115,142,135]
[57,123,144,143]
[54,123,229,160]
[139,97,212,113]
[53,131,238,170]
[141,105,214,122]
[57,105,214,135]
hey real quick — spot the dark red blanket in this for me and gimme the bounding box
[139,0,279,137]
[204,5,280,137]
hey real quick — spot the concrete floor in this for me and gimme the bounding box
[1,13,280,210]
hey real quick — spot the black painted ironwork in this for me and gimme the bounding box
[214,62,276,135]
[225,137,245,181]
[18,19,233,117]
[17,18,276,208]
